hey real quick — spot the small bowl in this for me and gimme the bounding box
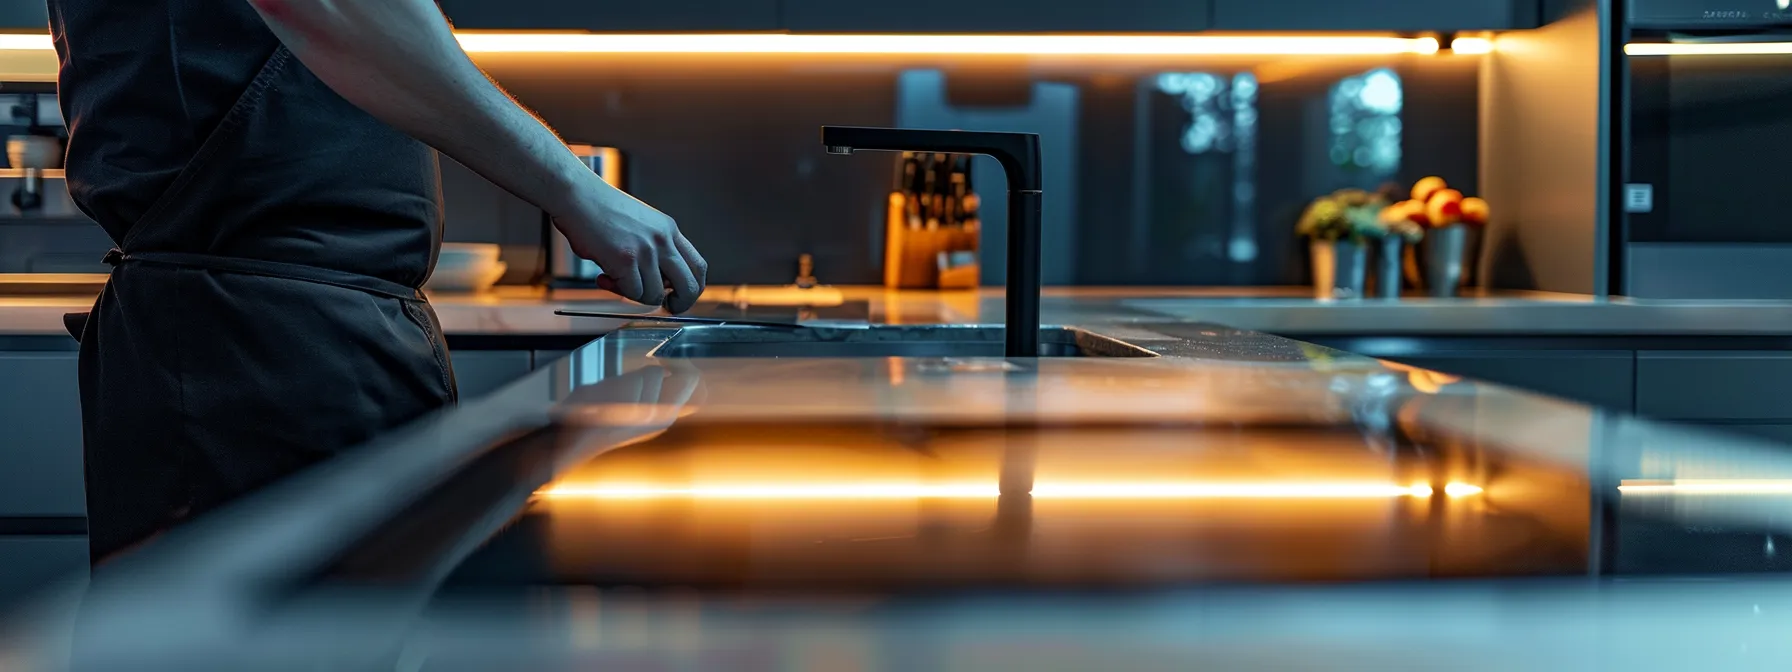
[6,135,61,170]
[437,243,501,267]
[425,261,506,293]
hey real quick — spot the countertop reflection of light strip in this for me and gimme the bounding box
[1626,42,1792,56]
[538,481,1483,500]
[0,33,1450,56]
[1619,479,1792,495]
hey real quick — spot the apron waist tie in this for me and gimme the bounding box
[103,248,424,301]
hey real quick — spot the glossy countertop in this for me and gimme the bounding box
[12,311,1792,669]
[8,284,1792,337]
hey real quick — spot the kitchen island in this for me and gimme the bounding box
[7,286,1792,523]
[12,285,1792,338]
[7,315,1792,669]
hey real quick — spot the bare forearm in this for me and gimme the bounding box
[241,0,709,311]
[244,0,597,216]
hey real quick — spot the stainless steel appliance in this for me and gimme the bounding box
[1618,29,1792,298]
[1630,0,1792,28]
[0,86,112,291]
[544,144,624,286]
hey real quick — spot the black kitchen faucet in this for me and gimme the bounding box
[820,126,1043,357]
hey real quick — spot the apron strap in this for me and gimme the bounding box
[104,248,424,301]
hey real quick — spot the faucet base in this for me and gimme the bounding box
[1006,189,1043,358]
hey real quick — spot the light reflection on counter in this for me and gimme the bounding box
[1620,479,1792,495]
[469,418,1588,589]
[537,480,1485,500]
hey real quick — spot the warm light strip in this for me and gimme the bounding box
[0,34,49,50]
[537,481,1484,500]
[0,33,1446,56]
[1619,479,1792,495]
[1626,42,1792,56]
[1450,37,1495,55]
[453,33,1441,56]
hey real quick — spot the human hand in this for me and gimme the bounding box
[552,182,707,313]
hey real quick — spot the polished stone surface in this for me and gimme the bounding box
[10,319,1792,669]
[10,285,1792,336]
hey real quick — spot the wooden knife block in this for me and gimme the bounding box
[883,192,980,290]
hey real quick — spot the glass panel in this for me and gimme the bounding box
[1626,45,1792,243]
[445,53,1484,286]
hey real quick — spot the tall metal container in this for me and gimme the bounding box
[546,145,625,286]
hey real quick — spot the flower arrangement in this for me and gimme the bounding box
[1378,206,1425,243]
[1297,187,1397,243]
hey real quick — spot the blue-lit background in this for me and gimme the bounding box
[439,55,1481,286]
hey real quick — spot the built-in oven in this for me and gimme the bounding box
[1620,8,1792,298]
[1630,0,1792,29]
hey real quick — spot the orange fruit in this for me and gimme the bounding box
[1411,176,1448,203]
[1426,189,1463,227]
[1460,197,1490,225]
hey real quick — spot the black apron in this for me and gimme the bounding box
[55,27,457,560]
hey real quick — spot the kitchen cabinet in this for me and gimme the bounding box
[533,351,572,368]
[782,0,1210,32]
[1698,423,1792,447]
[451,350,534,399]
[0,3,47,31]
[437,0,1530,35]
[1379,351,1636,412]
[0,352,84,517]
[0,347,537,520]
[1211,0,1537,30]
[437,0,780,31]
[1636,351,1792,421]
[0,536,85,609]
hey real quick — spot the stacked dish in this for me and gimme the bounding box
[426,243,507,293]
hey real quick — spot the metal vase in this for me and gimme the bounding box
[1375,236,1404,299]
[1422,224,1470,298]
[1311,239,1367,299]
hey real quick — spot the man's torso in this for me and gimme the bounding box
[50,0,444,286]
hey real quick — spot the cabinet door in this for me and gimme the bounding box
[0,536,86,609]
[438,0,780,31]
[0,353,85,517]
[450,351,534,400]
[533,351,573,369]
[782,0,1211,32]
[1212,0,1533,30]
[0,3,47,31]
[1696,423,1792,447]
[1380,351,1637,412]
[1637,351,1792,421]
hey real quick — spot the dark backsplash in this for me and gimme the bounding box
[446,53,1481,286]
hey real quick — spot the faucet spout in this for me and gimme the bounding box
[820,125,1043,357]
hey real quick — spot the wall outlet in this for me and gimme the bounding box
[1625,183,1654,214]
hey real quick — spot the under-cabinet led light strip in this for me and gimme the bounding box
[0,33,1475,56]
[536,481,1485,501]
[1626,42,1792,56]
[0,35,46,50]
[450,33,1444,55]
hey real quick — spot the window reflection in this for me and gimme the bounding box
[1230,73,1259,263]
[1155,71,1261,265]
[1329,68,1403,176]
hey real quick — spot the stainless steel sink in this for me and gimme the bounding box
[649,325,1157,358]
